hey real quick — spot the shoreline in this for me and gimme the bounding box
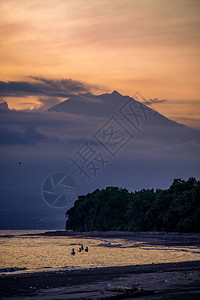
[1,261,200,298]
[24,230,200,247]
[1,260,200,279]
[1,231,200,299]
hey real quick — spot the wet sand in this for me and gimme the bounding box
[28,230,200,247]
[1,231,200,299]
[1,261,200,299]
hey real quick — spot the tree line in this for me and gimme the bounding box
[66,177,200,233]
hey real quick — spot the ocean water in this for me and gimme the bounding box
[0,230,200,275]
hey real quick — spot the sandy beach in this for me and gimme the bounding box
[1,231,200,299]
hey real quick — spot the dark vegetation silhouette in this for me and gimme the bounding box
[66,178,200,233]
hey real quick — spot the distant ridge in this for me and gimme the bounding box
[48,91,200,145]
[0,101,9,111]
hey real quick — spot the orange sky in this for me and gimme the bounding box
[0,0,200,128]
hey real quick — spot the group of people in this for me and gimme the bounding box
[71,244,88,255]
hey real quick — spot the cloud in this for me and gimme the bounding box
[142,98,167,105]
[0,77,99,98]
[0,106,105,149]
[38,97,62,110]
[0,126,60,145]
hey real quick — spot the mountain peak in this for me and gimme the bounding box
[80,92,94,97]
[0,101,9,110]
[111,90,122,96]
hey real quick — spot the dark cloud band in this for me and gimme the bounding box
[0,77,97,98]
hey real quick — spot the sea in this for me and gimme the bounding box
[1,230,200,275]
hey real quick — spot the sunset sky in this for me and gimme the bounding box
[0,0,200,129]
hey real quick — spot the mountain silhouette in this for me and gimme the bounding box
[0,101,9,111]
[49,91,200,145]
